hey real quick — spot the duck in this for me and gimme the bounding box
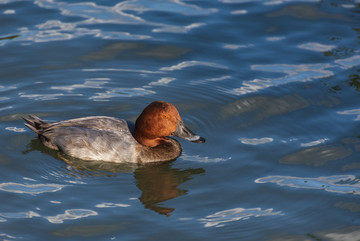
[23,101,205,164]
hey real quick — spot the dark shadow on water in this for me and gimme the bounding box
[0,34,20,41]
[24,138,205,216]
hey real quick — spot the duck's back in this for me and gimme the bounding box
[25,116,138,163]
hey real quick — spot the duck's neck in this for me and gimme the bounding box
[137,137,166,147]
[133,130,165,147]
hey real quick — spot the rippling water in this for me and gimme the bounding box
[1,0,360,240]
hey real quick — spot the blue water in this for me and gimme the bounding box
[1,0,360,240]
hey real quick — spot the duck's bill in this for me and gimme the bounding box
[172,121,205,143]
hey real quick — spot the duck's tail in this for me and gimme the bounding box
[23,115,47,134]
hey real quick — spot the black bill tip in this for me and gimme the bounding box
[172,120,206,144]
[191,136,205,143]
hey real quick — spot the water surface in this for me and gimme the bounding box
[1,0,360,240]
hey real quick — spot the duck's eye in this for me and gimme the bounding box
[162,115,168,119]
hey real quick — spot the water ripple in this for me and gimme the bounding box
[50,79,109,91]
[190,75,232,85]
[230,55,360,95]
[95,202,131,208]
[324,229,360,241]
[279,145,352,166]
[0,182,66,195]
[118,0,216,15]
[0,211,40,220]
[231,63,333,95]
[3,9,15,14]
[338,108,360,121]
[153,22,205,33]
[81,59,228,101]
[199,207,283,228]
[19,93,83,101]
[82,68,163,74]
[335,55,360,69]
[181,154,231,163]
[45,209,98,224]
[148,77,176,86]
[220,0,320,4]
[297,42,336,52]
[7,0,215,44]
[300,138,328,147]
[0,85,16,92]
[0,233,17,240]
[5,127,26,133]
[255,175,360,195]
[223,43,253,49]
[89,87,155,101]
[222,94,309,120]
[239,137,274,145]
[160,60,228,71]
[267,3,349,20]
[238,136,329,147]
[35,1,146,25]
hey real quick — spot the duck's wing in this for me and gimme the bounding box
[24,115,134,138]
[48,127,137,162]
[24,116,138,162]
[45,116,132,134]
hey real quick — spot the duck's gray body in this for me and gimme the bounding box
[24,115,181,163]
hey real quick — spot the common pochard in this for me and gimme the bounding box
[24,101,205,163]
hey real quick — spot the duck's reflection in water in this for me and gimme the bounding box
[25,139,205,216]
[134,164,204,215]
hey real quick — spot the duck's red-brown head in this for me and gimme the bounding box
[134,101,205,147]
